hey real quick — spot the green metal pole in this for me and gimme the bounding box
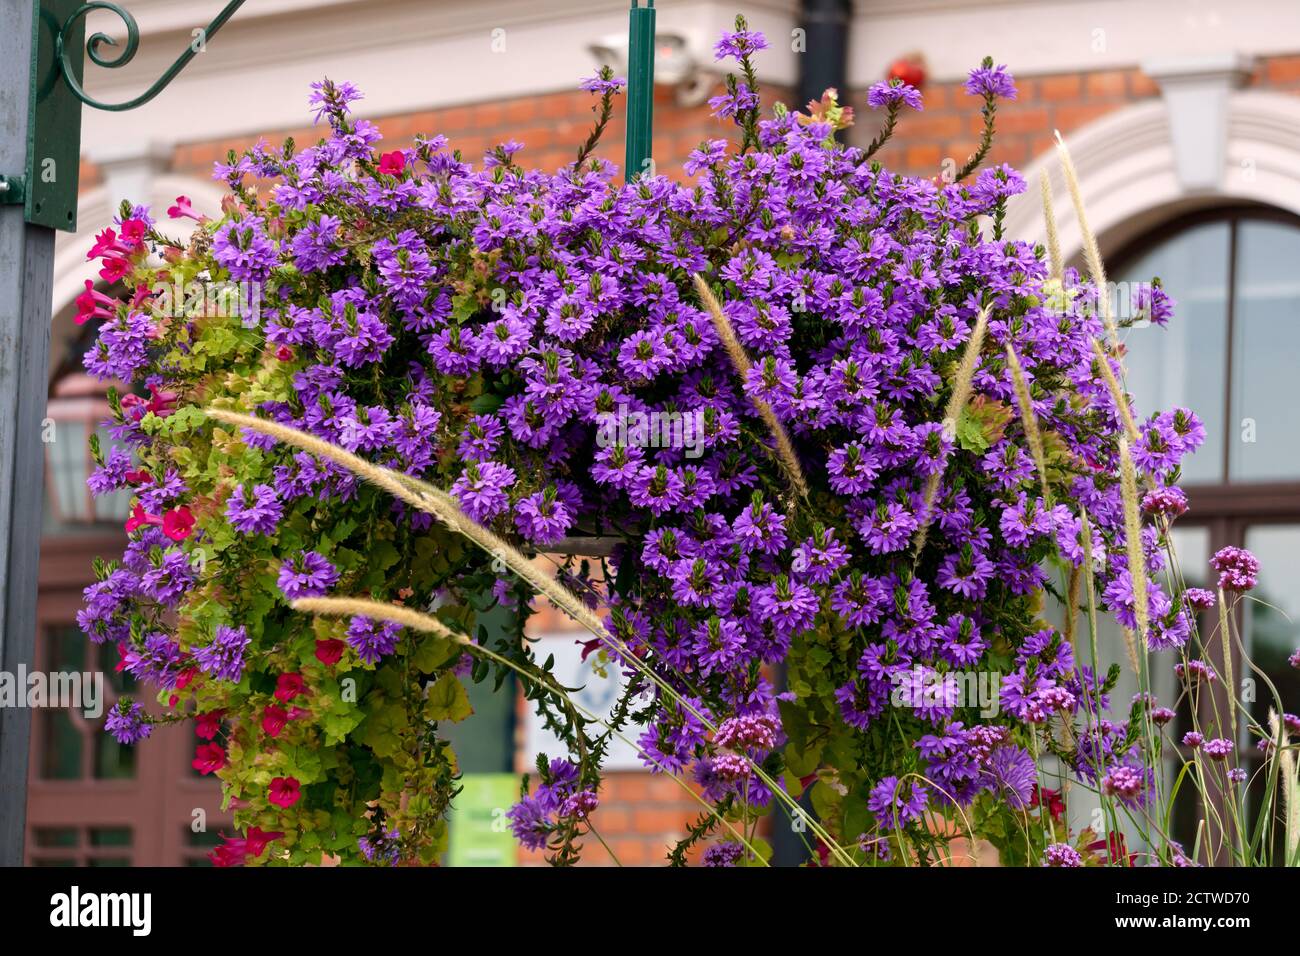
[624,0,656,181]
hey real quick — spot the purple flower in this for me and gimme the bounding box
[1211,546,1260,592]
[346,616,403,664]
[702,842,744,867]
[193,625,251,683]
[866,81,923,112]
[277,551,339,600]
[579,73,626,96]
[1184,587,1216,611]
[1203,737,1233,760]
[965,60,1017,100]
[225,483,284,536]
[105,700,152,745]
[212,216,279,282]
[714,27,768,61]
[451,461,516,523]
[868,775,929,830]
[1043,843,1083,867]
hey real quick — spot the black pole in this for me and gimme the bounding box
[796,0,852,110]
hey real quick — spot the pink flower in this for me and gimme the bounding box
[268,776,301,808]
[315,638,345,665]
[261,704,289,738]
[244,826,284,857]
[125,501,192,539]
[274,672,306,702]
[377,151,407,175]
[195,711,224,740]
[192,743,227,775]
[75,280,116,325]
[167,195,201,221]
[161,506,195,542]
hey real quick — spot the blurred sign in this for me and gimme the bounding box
[448,774,518,867]
[524,633,651,771]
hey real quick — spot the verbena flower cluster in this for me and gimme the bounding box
[79,20,1222,866]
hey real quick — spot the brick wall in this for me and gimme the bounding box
[166,83,790,188]
[859,53,1300,182]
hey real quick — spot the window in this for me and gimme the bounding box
[1119,208,1300,487]
[1112,208,1300,857]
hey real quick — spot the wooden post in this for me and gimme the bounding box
[0,0,56,866]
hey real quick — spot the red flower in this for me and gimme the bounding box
[175,667,197,690]
[1086,831,1135,866]
[1030,785,1066,821]
[274,673,306,702]
[261,704,289,738]
[208,838,246,867]
[244,826,284,858]
[125,502,193,541]
[119,218,148,246]
[275,344,295,362]
[98,256,133,284]
[314,639,345,665]
[124,502,152,534]
[124,468,151,485]
[268,776,301,808]
[161,506,195,542]
[195,711,224,740]
[87,228,122,261]
[377,151,407,175]
[192,743,227,775]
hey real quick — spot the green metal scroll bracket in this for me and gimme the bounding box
[624,0,656,183]
[23,0,248,231]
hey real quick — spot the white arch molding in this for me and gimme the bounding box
[1004,90,1300,264]
[49,175,227,382]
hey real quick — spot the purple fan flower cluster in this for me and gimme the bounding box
[78,22,1214,865]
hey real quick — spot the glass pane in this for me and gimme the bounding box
[89,827,132,847]
[40,710,82,780]
[1241,525,1300,731]
[1118,221,1230,484]
[94,727,137,780]
[49,419,90,521]
[33,827,79,849]
[1229,220,1300,480]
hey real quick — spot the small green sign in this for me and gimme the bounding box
[447,774,518,867]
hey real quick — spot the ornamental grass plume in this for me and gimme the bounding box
[1268,710,1299,864]
[913,305,990,556]
[1004,342,1051,506]
[1039,171,1064,282]
[692,272,810,502]
[1055,130,1119,348]
[207,407,609,640]
[1118,437,1147,673]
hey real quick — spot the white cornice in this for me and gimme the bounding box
[847,0,1299,85]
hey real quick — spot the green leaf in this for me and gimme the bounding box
[411,633,458,674]
[425,673,472,723]
[955,407,990,453]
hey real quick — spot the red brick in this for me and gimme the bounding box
[1129,69,1160,98]
[903,143,943,170]
[1040,74,1082,100]
[1266,55,1300,86]
[990,106,1051,136]
[904,111,965,139]
[1085,70,1128,99]
[1053,102,1117,133]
